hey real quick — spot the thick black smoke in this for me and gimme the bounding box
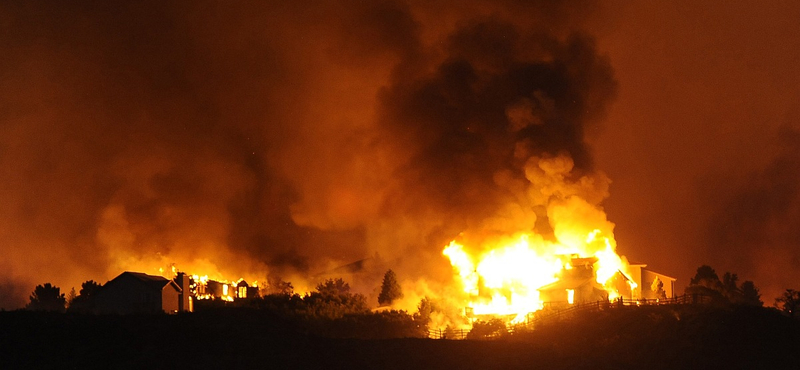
[0,0,616,308]
[369,18,616,261]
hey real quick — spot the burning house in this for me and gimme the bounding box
[538,256,610,308]
[205,280,233,301]
[192,275,258,301]
[91,270,260,313]
[536,257,676,308]
[93,271,192,314]
[444,228,677,324]
[235,280,259,299]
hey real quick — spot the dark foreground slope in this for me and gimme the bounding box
[1,305,799,370]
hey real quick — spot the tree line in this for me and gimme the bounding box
[21,270,432,339]
[25,280,102,313]
[684,264,800,318]
[684,265,762,306]
[20,264,800,339]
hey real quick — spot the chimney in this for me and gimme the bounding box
[175,272,192,312]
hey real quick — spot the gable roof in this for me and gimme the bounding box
[111,271,181,292]
[642,268,677,281]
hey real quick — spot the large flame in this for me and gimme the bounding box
[442,155,635,322]
[444,228,632,322]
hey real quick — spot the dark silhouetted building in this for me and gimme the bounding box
[93,271,187,314]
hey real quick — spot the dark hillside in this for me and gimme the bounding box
[1,305,799,369]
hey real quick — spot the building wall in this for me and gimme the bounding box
[540,288,569,304]
[627,264,644,300]
[641,269,676,299]
[94,275,163,314]
[161,286,180,313]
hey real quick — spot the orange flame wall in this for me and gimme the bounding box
[442,155,633,321]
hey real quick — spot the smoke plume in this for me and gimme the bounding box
[0,0,615,308]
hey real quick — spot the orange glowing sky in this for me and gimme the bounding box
[593,1,800,302]
[0,0,798,308]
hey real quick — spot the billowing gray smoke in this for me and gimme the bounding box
[0,0,615,308]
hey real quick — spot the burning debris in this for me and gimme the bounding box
[191,275,259,302]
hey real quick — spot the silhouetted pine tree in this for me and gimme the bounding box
[740,280,762,306]
[26,283,66,312]
[378,270,403,306]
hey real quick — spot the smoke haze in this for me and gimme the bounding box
[0,1,618,308]
[2,1,799,308]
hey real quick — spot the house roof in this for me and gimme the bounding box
[642,268,677,281]
[113,271,181,292]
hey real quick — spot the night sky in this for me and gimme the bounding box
[1,1,799,309]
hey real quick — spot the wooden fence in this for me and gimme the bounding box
[428,294,711,339]
[428,328,470,340]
